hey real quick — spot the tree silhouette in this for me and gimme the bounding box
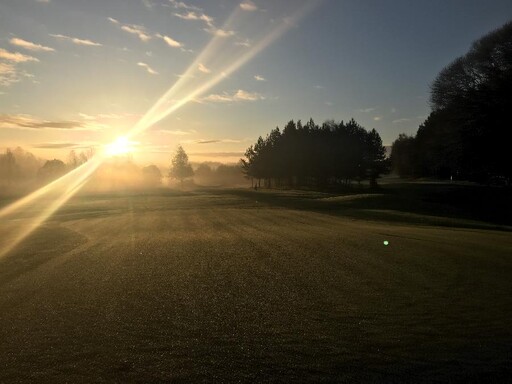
[142,165,162,187]
[242,118,388,188]
[392,21,512,182]
[169,145,193,189]
[38,159,67,182]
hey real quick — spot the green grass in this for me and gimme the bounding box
[0,185,511,382]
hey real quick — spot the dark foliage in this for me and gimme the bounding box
[241,118,388,188]
[391,21,512,182]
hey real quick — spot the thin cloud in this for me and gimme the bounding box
[206,28,235,37]
[392,118,411,124]
[202,89,264,103]
[33,142,78,149]
[0,62,20,86]
[121,25,151,42]
[174,11,214,28]
[160,129,193,135]
[254,75,266,81]
[141,0,153,9]
[156,34,183,48]
[0,48,39,63]
[195,139,242,144]
[137,62,158,75]
[234,89,264,101]
[9,38,55,52]
[168,0,202,11]
[235,39,251,47]
[171,8,236,39]
[358,107,376,113]
[108,18,151,42]
[110,18,186,49]
[198,63,211,73]
[0,114,97,130]
[373,116,382,121]
[50,34,102,46]
[240,1,258,11]
[189,151,244,157]
[35,0,50,3]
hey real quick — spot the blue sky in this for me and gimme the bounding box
[1,0,511,164]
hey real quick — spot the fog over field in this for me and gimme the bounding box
[1,0,512,382]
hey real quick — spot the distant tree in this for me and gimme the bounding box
[365,128,388,188]
[67,150,79,169]
[169,145,194,188]
[0,149,18,184]
[390,134,416,177]
[194,163,214,185]
[142,165,162,187]
[38,159,66,182]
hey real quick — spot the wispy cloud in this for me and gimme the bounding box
[160,129,194,135]
[174,11,214,28]
[9,38,55,52]
[0,62,20,86]
[108,17,151,42]
[188,151,245,157]
[79,112,140,120]
[35,0,50,3]
[358,107,376,113]
[110,17,186,49]
[137,62,158,75]
[373,116,382,121]
[0,48,39,63]
[33,142,78,149]
[171,7,236,39]
[202,89,264,103]
[206,28,235,37]
[195,139,242,144]
[392,118,411,124]
[168,0,202,12]
[0,114,100,130]
[254,75,266,81]
[198,63,211,73]
[156,34,183,48]
[240,1,258,11]
[141,0,153,9]
[50,34,102,46]
[235,38,251,47]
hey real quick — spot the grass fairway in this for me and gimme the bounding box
[1,187,511,382]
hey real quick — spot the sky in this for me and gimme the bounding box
[1,0,511,166]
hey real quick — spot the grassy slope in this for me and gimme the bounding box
[0,187,511,382]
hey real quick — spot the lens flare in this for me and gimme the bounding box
[0,1,321,258]
[104,136,136,156]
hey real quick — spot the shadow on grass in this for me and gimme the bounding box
[221,182,512,230]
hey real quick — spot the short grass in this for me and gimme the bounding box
[0,184,511,382]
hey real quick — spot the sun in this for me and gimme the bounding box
[104,136,135,156]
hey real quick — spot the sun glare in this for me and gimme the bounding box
[105,136,135,156]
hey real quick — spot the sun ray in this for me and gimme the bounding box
[0,2,321,258]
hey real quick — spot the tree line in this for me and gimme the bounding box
[241,118,387,188]
[391,21,512,183]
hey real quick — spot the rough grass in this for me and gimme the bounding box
[0,186,511,382]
